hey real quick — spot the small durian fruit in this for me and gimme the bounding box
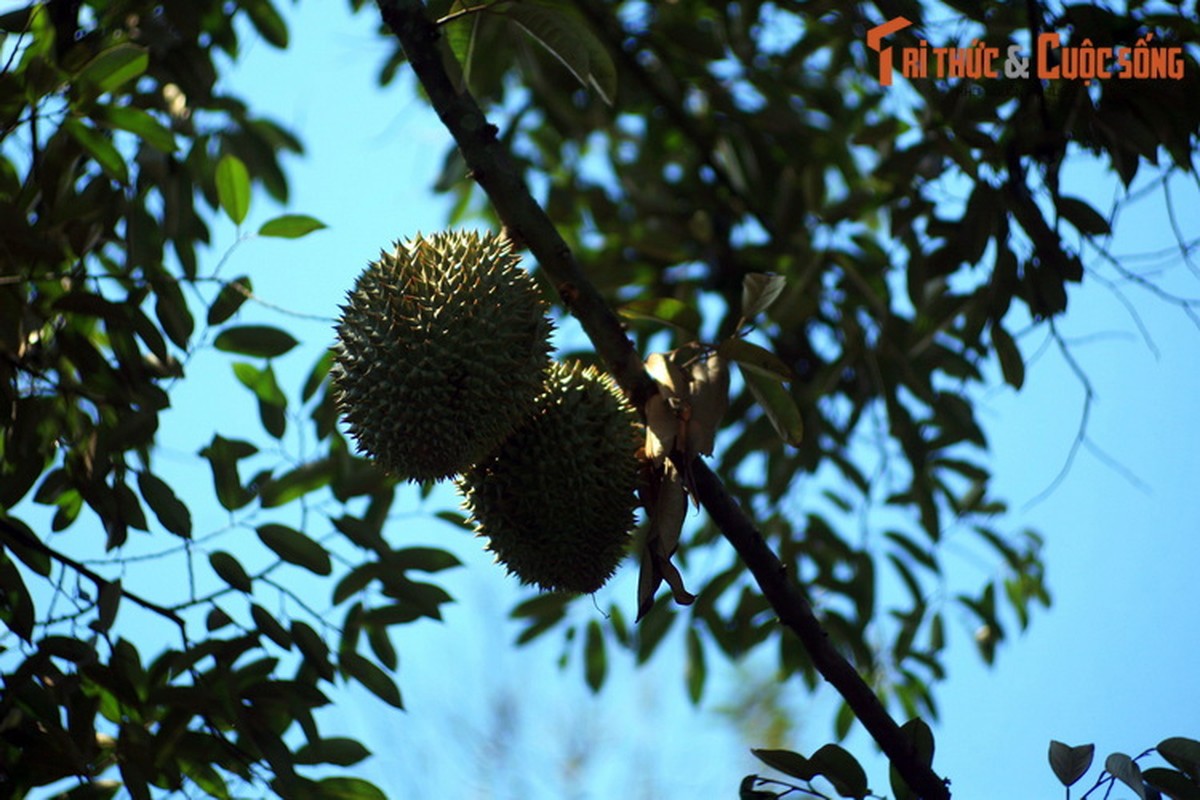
[332,231,553,481]
[459,361,641,594]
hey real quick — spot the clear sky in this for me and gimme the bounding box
[28,1,1200,797]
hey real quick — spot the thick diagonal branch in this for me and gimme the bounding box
[0,516,186,632]
[374,2,951,798]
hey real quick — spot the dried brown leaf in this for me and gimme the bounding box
[685,353,729,457]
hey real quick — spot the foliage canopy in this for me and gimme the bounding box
[1,0,1198,797]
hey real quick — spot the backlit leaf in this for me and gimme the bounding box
[75,43,148,94]
[259,214,327,239]
[503,0,615,104]
[243,0,289,48]
[741,273,787,319]
[91,105,176,152]
[685,627,705,704]
[216,154,251,225]
[584,619,606,692]
[312,777,387,800]
[718,337,795,382]
[260,458,333,508]
[618,298,701,335]
[742,368,804,446]
[64,119,128,183]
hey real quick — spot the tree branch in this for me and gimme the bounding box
[374,2,951,797]
[0,516,187,633]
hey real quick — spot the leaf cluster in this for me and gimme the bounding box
[373,0,1196,715]
[0,2,443,797]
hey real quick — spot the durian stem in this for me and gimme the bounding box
[376,2,951,797]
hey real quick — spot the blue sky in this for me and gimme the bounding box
[20,1,1200,797]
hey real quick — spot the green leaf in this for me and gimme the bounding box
[884,530,939,573]
[1144,768,1200,800]
[511,592,571,619]
[95,579,121,633]
[259,458,333,508]
[209,551,252,593]
[741,272,787,319]
[685,626,705,704]
[751,749,814,781]
[742,368,804,446]
[502,0,615,104]
[39,635,97,663]
[739,775,776,800]
[295,738,372,767]
[340,652,403,709]
[250,604,292,649]
[1160,738,1200,783]
[214,325,299,359]
[257,523,332,576]
[243,0,289,48]
[199,435,258,511]
[834,701,856,740]
[890,719,936,800]
[810,744,869,799]
[387,547,462,574]
[234,362,288,439]
[90,104,176,152]
[1106,752,1147,799]
[0,553,35,641]
[584,618,606,692]
[333,564,379,606]
[617,298,701,336]
[1057,196,1111,237]
[153,275,194,348]
[292,620,335,680]
[137,471,191,538]
[206,606,233,631]
[181,759,230,800]
[378,577,452,620]
[259,214,327,238]
[215,154,251,225]
[312,777,387,800]
[302,350,333,402]
[207,277,253,326]
[718,337,795,381]
[63,119,128,183]
[990,322,1024,390]
[367,626,398,671]
[74,43,148,94]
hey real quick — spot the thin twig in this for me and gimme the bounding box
[0,517,187,632]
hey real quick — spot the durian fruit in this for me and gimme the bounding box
[332,231,553,482]
[459,361,642,594]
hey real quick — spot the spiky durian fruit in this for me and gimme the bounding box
[332,231,553,481]
[459,361,641,594]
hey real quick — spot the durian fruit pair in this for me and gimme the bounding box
[331,231,639,594]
